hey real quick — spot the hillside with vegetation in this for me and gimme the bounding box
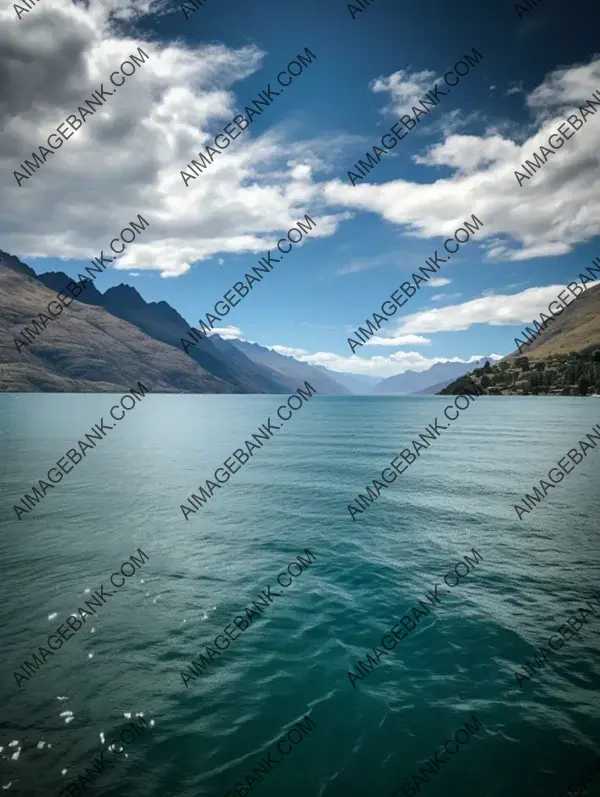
[441,351,600,396]
[440,283,600,396]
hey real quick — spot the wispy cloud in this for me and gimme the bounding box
[335,251,397,276]
[422,108,486,138]
[424,277,451,288]
[506,83,524,96]
[363,334,431,347]
[430,292,462,302]
[370,68,441,118]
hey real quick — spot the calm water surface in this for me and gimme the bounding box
[0,395,599,797]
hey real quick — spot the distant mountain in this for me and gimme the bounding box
[0,264,236,393]
[374,358,491,395]
[441,284,600,396]
[312,365,382,394]
[411,378,459,395]
[227,338,351,395]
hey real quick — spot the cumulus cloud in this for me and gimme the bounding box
[0,0,346,277]
[4,10,598,299]
[413,134,518,173]
[370,66,488,140]
[324,56,600,262]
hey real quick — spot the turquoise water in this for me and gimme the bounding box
[0,395,599,797]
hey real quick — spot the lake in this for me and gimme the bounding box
[0,394,599,797]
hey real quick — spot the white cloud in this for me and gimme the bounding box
[395,285,565,334]
[424,277,451,288]
[0,0,347,278]
[324,56,600,262]
[413,134,518,173]
[526,59,600,120]
[363,334,431,347]
[5,13,599,301]
[208,326,244,340]
[370,68,487,139]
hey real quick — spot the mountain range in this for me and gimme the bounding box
[373,358,492,395]
[0,250,357,394]
[6,247,593,396]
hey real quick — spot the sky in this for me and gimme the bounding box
[2,0,600,379]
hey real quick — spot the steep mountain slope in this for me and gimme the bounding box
[98,284,287,394]
[0,249,37,279]
[515,282,600,360]
[227,339,352,395]
[0,265,237,393]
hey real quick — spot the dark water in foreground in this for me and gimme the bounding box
[0,395,599,797]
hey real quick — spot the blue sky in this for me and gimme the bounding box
[4,0,600,378]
